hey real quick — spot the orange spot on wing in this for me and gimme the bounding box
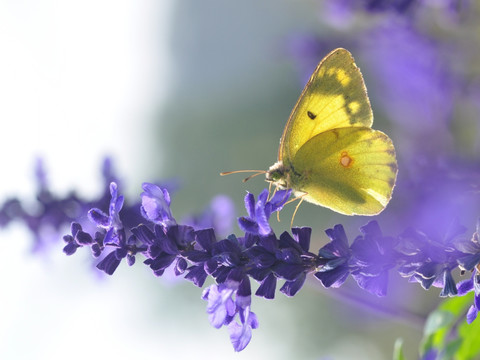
[340,151,354,168]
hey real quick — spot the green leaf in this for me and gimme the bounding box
[420,309,455,356]
[393,338,406,360]
[424,310,455,337]
[439,293,474,316]
[456,317,480,360]
[418,294,477,360]
[443,338,462,360]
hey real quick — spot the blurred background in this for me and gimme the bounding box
[1,0,479,359]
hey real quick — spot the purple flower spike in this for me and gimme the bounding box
[29,149,480,353]
[140,183,176,227]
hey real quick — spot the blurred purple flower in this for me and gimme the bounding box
[182,194,235,237]
[0,158,118,252]
[455,219,480,271]
[397,220,467,297]
[362,23,455,136]
[349,221,399,297]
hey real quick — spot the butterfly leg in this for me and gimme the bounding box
[290,194,306,228]
[275,192,308,227]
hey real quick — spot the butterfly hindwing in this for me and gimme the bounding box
[290,127,397,215]
[279,48,373,162]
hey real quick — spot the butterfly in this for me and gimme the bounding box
[223,48,398,216]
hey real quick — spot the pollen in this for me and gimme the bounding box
[340,151,353,168]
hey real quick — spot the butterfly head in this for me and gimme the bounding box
[266,161,289,189]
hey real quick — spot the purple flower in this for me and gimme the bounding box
[228,305,259,352]
[183,228,217,286]
[0,158,111,252]
[456,222,480,323]
[349,221,399,297]
[9,142,480,355]
[455,219,480,271]
[422,349,439,360]
[62,222,93,255]
[182,194,235,237]
[96,232,142,275]
[238,189,291,236]
[362,23,455,136]
[143,224,195,277]
[275,228,314,296]
[202,277,258,352]
[315,224,352,288]
[396,220,467,297]
[63,181,150,275]
[322,0,463,18]
[88,182,124,246]
[457,270,480,324]
[362,0,416,13]
[203,283,236,329]
[140,183,176,227]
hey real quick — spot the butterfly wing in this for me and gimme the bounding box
[280,48,373,163]
[290,127,397,215]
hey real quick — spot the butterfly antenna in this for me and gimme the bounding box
[220,170,266,183]
[242,171,266,183]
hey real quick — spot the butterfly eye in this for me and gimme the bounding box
[267,170,281,182]
[266,162,286,183]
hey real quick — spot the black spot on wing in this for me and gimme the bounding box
[307,111,316,120]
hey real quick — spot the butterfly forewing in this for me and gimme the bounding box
[279,48,373,163]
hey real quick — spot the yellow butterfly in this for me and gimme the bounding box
[224,48,398,216]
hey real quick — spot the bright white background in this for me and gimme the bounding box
[0,1,199,359]
[0,0,171,197]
